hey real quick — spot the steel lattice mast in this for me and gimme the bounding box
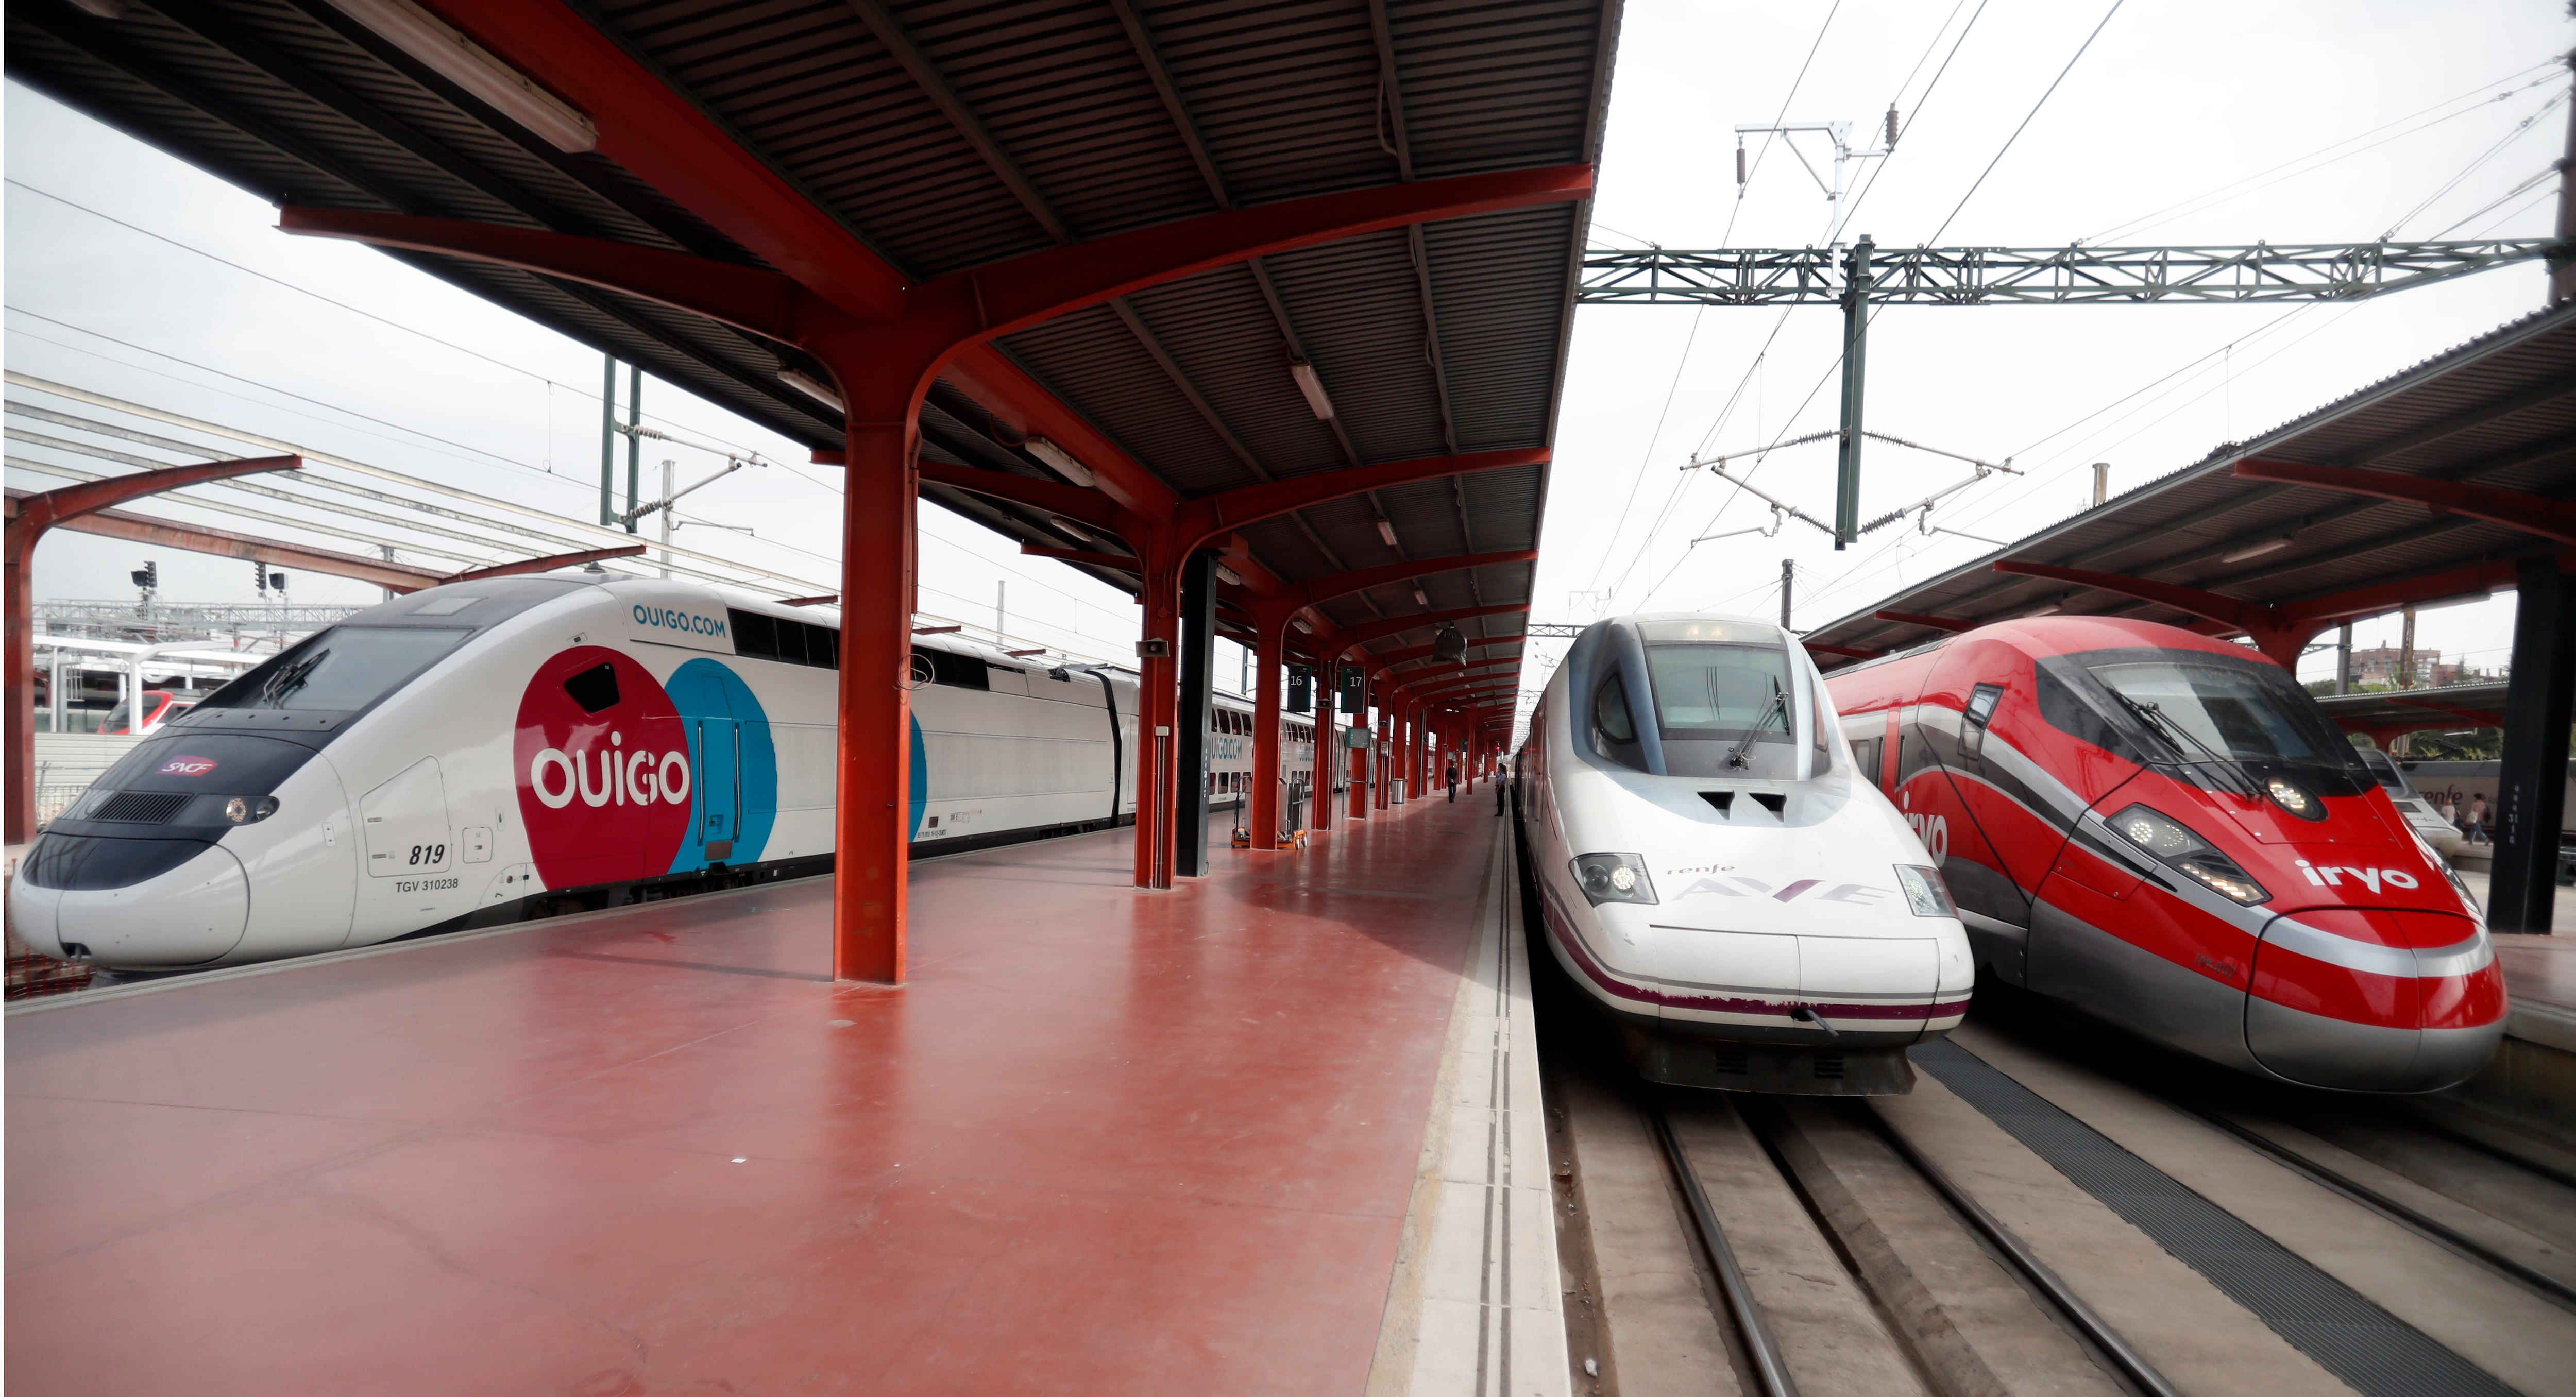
[1576,237,2562,548]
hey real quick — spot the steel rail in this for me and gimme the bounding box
[1866,1108,2187,1397]
[2161,1098,2576,1311]
[1649,1102,1802,1397]
[2401,1110,2576,1194]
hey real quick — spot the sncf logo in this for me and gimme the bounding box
[156,756,218,777]
[2295,860,2421,894]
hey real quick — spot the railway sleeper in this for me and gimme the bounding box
[1755,1099,2127,1397]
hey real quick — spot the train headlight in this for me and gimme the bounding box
[2264,776,2325,822]
[1894,865,1956,918]
[1572,853,1657,907]
[2108,804,2269,905]
[220,795,280,825]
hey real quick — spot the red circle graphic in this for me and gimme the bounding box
[514,646,690,891]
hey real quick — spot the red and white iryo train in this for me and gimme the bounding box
[1823,615,2505,1092]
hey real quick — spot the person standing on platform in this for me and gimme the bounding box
[1445,759,1460,802]
[2468,792,2489,845]
[1495,757,1510,816]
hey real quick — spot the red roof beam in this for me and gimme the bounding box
[445,543,646,584]
[1871,609,1978,634]
[2231,458,2576,548]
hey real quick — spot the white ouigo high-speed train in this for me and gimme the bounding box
[1517,614,1971,1095]
[11,574,1318,971]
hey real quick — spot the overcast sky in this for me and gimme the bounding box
[8,1,2572,718]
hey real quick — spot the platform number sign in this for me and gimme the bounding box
[1287,665,1312,714]
[1338,665,1365,715]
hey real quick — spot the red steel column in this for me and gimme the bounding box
[1375,703,1393,811]
[1248,618,1285,848]
[819,343,924,983]
[1132,534,1183,888]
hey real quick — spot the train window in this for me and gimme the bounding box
[1642,644,1791,739]
[1850,737,1878,776]
[809,624,839,670]
[563,662,620,714]
[1959,684,2004,759]
[731,609,779,660]
[912,649,989,689]
[197,626,471,713]
[2083,656,2355,771]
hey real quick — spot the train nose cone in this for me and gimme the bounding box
[2245,907,2504,1093]
[11,835,250,968]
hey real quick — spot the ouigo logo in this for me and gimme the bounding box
[514,646,779,892]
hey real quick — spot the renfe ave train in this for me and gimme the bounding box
[10,574,1318,970]
[1824,615,2503,1093]
[1517,614,1973,1097]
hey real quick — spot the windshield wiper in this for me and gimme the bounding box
[259,648,329,708]
[1728,679,1787,770]
[2111,691,2259,797]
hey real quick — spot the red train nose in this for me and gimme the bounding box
[2244,906,2505,1092]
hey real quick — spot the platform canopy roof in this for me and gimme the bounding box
[2312,682,2509,738]
[1802,300,2576,669]
[9,0,1622,700]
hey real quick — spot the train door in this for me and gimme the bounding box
[1910,640,2069,983]
[694,714,739,860]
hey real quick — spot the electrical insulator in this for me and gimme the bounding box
[1885,107,1899,149]
[1735,141,1747,187]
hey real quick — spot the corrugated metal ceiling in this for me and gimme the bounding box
[7,0,1622,679]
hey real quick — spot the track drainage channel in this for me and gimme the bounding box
[1913,1039,2519,1397]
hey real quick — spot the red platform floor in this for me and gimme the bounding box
[7,795,1507,1395]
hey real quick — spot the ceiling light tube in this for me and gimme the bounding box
[1289,359,1337,420]
[327,0,598,152]
[2219,534,2295,564]
[1412,587,1430,608]
[1023,436,1095,488]
[1376,518,1399,548]
[778,369,844,411]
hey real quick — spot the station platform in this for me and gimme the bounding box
[6,793,1563,1395]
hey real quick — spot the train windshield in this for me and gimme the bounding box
[1643,643,1795,741]
[2084,655,2350,768]
[196,626,472,713]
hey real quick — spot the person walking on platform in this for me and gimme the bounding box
[1495,762,1509,816]
[1445,759,1460,802]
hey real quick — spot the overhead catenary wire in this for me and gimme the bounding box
[1597,0,1999,616]
[3,180,797,469]
[1637,0,2127,614]
[2081,61,2563,246]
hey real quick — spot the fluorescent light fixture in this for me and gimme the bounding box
[1216,565,1243,586]
[2219,534,2294,564]
[1292,619,1313,634]
[778,369,844,411]
[1412,587,1430,608]
[1023,436,1096,488]
[2024,604,2062,618]
[1289,359,1336,420]
[1376,518,1399,548]
[327,0,597,152]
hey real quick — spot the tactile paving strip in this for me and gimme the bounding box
[1912,1039,2516,1397]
